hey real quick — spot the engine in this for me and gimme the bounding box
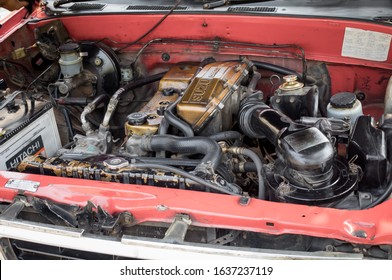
[1,21,390,210]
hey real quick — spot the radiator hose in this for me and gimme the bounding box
[127,135,222,174]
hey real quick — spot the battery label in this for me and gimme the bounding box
[6,135,44,169]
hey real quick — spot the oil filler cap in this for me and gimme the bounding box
[127,112,148,126]
[330,92,356,109]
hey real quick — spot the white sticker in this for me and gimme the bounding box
[5,179,40,193]
[342,27,391,61]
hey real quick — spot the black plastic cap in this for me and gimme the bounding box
[127,112,147,125]
[330,92,357,109]
[58,42,80,53]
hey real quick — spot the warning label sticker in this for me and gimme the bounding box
[342,27,391,61]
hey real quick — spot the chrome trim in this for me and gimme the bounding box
[0,218,363,259]
[0,219,84,238]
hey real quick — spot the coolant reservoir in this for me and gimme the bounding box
[327,92,363,125]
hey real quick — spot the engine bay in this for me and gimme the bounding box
[1,19,392,212]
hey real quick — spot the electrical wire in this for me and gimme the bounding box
[127,38,307,79]
[116,0,182,52]
[25,63,55,92]
[0,59,35,77]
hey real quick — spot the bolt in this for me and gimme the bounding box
[356,92,366,101]
[157,106,166,116]
[161,53,170,62]
[162,88,175,96]
[123,214,133,224]
[92,223,100,232]
[325,245,335,252]
[218,178,226,185]
[94,57,103,66]
[239,195,251,206]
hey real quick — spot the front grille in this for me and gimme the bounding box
[68,3,106,11]
[126,5,188,11]
[8,239,134,260]
[228,6,277,13]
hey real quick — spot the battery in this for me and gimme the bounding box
[0,101,61,170]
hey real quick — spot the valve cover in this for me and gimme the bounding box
[177,61,250,134]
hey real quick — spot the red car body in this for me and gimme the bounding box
[0,1,391,259]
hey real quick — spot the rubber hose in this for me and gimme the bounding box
[209,131,242,142]
[228,147,266,200]
[228,60,316,84]
[163,96,194,137]
[233,162,257,173]
[252,61,315,84]
[120,72,167,96]
[121,154,200,167]
[81,94,109,134]
[121,154,234,182]
[131,163,241,195]
[158,117,170,135]
[240,149,266,200]
[149,135,222,170]
[101,72,167,128]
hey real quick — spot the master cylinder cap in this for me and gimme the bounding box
[58,42,79,53]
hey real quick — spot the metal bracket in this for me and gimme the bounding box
[163,214,192,243]
[0,200,25,220]
[209,230,241,245]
